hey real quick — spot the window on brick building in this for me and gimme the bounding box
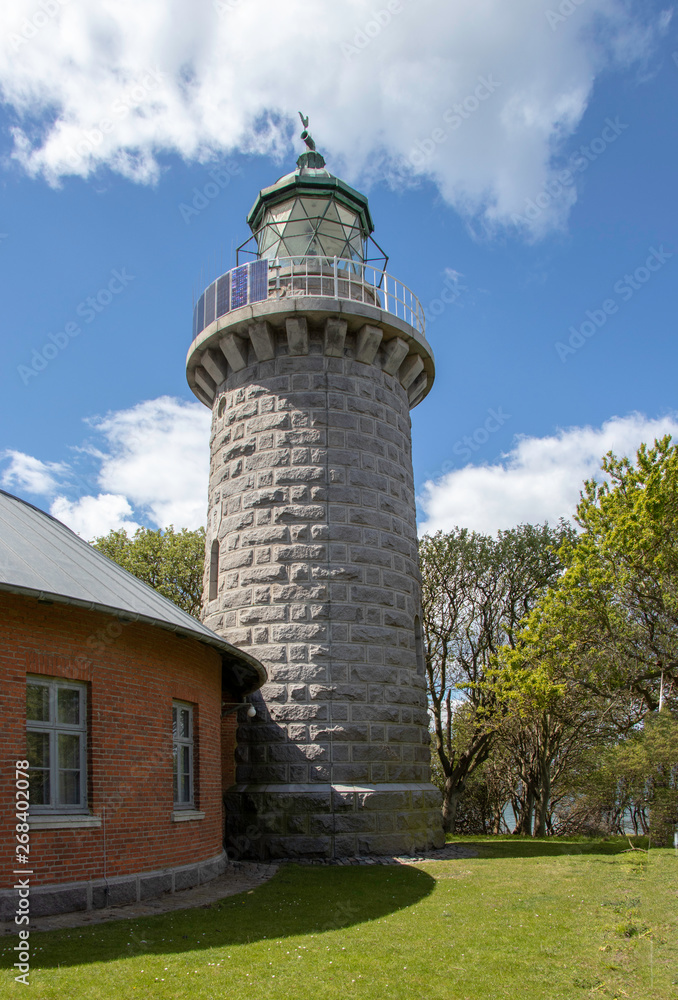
[26,677,88,813]
[172,701,194,807]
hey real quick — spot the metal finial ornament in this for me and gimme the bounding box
[298,111,316,151]
[296,112,325,169]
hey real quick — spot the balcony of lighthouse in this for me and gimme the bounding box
[186,254,434,413]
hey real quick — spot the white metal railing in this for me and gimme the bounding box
[192,255,425,341]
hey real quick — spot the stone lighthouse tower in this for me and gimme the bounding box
[186,118,444,859]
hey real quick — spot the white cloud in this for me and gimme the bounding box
[1,396,211,538]
[50,493,142,539]
[7,402,678,543]
[90,396,211,531]
[418,413,678,536]
[0,0,667,234]
[0,450,68,494]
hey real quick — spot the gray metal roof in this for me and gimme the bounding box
[0,490,266,695]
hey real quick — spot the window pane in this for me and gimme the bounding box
[180,709,190,739]
[58,769,81,805]
[58,733,81,770]
[173,745,178,801]
[28,731,51,805]
[181,746,191,802]
[27,683,50,722]
[172,707,177,739]
[29,768,50,805]
[27,731,50,768]
[57,688,80,725]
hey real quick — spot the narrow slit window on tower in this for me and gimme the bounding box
[414,614,425,677]
[209,539,219,602]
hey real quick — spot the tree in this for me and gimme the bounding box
[523,437,678,714]
[500,437,678,835]
[556,705,678,843]
[91,525,206,617]
[490,652,625,836]
[420,521,571,832]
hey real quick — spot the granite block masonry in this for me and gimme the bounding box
[186,145,444,859]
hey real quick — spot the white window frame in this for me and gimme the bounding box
[172,701,195,809]
[26,676,88,814]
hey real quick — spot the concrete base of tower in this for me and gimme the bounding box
[223,782,445,860]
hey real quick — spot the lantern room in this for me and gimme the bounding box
[239,116,383,267]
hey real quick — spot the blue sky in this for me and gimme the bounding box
[1,0,677,539]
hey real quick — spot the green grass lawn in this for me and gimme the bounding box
[1,837,676,999]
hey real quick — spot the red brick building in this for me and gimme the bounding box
[0,491,265,918]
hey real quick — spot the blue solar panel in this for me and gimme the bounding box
[216,273,230,317]
[249,259,268,303]
[197,293,205,335]
[231,265,248,310]
[204,282,216,327]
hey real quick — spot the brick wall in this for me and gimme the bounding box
[0,591,236,889]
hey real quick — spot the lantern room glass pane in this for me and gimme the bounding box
[335,203,353,222]
[318,220,346,243]
[300,197,327,217]
[266,201,294,224]
[257,192,365,263]
[286,199,311,222]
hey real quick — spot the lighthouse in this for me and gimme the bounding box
[186,117,444,859]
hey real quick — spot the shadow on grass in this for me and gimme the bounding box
[0,864,436,970]
[448,834,649,860]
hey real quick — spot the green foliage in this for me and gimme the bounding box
[562,709,678,844]
[419,521,571,831]
[91,525,206,618]
[522,436,678,712]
